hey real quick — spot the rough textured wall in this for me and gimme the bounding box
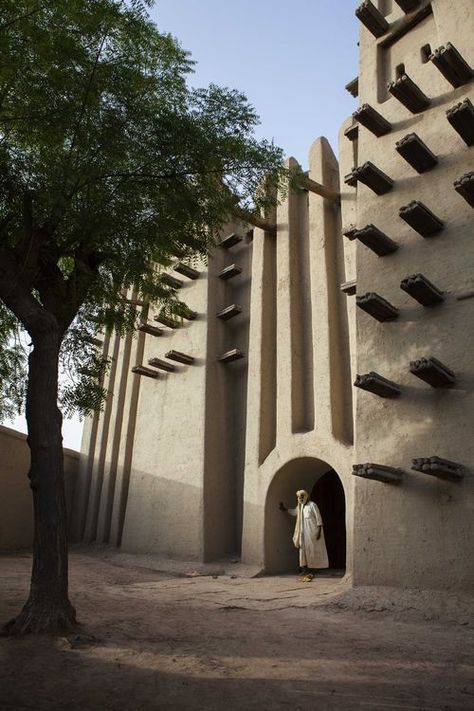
[119,266,210,559]
[71,321,145,547]
[241,140,355,576]
[203,222,252,561]
[0,425,79,550]
[350,0,474,591]
[73,1,473,592]
[73,220,252,562]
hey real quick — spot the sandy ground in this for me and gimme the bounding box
[1,550,473,711]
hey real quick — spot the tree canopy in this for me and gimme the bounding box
[0,0,285,419]
[0,0,287,634]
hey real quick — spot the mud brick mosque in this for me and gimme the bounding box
[70,0,474,592]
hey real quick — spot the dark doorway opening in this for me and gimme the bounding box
[311,469,346,569]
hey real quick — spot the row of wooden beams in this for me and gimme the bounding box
[352,98,474,147]
[354,355,456,397]
[353,456,466,484]
[132,348,244,372]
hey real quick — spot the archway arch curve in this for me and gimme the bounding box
[264,457,347,574]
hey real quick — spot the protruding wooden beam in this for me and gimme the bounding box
[344,124,359,142]
[412,457,466,482]
[218,348,245,363]
[388,74,430,114]
[148,357,176,373]
[409,357,455,388]
[353,224,398,256]
[353,463,403,484]
[344,170,358,188]
[131,365,159,379]
[454,172,474,208]
[219,232,243,249]
[352,161,393,195]
[345,77,359,98]
[154,313,180,329]
[165,350,195,365]
[302,176,341,203]
[161,273,183,289]
[357,292,399,321]
[353,104,391,137]
[446,98,474,146]
[354,371,401,398]
[340,280,357,296]
[429,43,473,88]
[217,304,242,321]
[400,273,444,306]
[343,226,358,241]
[355,1,389,38]
[218,264,242,280]
[232,207,275,232]
[396,133,438,174]
[138,323,164,337]
[399,201,444,237]
[173,305,197,321]
[174,262,200,280]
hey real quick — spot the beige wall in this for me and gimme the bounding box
[0,425,79,550]
[349,0,474,591]
[203,222,253,561]
[76,222,253,561]
[73,0,474,593]
[241,141,355,576]
[112,270,210,559]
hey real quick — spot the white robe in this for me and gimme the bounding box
[288,501,329,569]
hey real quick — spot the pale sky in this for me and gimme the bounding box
[6,1,360,450]
[151,0,360,161]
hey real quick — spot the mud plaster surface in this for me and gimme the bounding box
[1,550,473,710]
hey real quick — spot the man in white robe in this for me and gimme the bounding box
[279,489,329,580]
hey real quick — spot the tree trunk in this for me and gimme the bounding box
[3,326,78,635]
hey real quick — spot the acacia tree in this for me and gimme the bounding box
[0,0,285,634]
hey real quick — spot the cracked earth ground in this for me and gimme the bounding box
[1,550,473,710]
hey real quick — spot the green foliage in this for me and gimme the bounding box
[0,0,286,420]
[0,304,27,419]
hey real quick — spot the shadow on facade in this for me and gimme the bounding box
[264,457,346,575]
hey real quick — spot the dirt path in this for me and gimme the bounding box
[1,552,473,710]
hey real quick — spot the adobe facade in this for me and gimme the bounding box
[70,0,474,593]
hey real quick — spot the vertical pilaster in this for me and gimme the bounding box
[109,327,146,545]
[83,331,121,542]
[309,138,353,445]
[95,326,134,543]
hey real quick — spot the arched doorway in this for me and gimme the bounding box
[311,470,346,570]
[264,457,346,574]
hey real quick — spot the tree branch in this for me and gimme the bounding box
[58,252,103,330]
[76,162,263,189]
[67,30,109,164]
[0,4,46,32]
[0,248,45,334]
